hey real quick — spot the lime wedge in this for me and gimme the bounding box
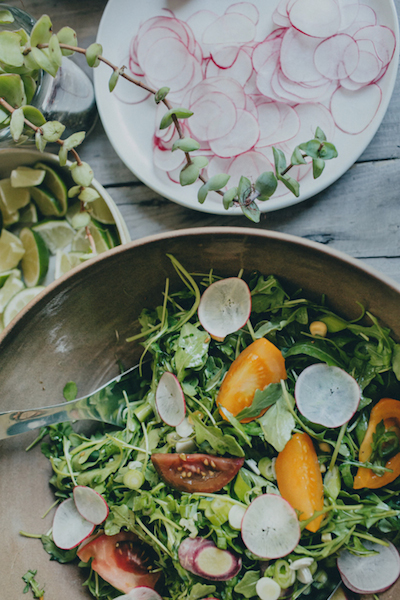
[3,285,45,327]
[0,268,21,287]
[90,218,113,253]
[0,178,30,211]
[54,250,93,279]
[66,202,91,230]
[34,162,68,216]
[0,274,25,312]
[0,229,25,270]
[19,202,38,224]
[87,196,115,225]
[30,185,63,217]
[106,226,120,248]
[19,227,49,287]
[71,227,91,253]
[32,219,75,254]
[11,166,46,188]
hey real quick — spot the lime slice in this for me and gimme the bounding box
[19,228,49,287]
[90,218,113,253]
[34,162,68,216]
[19,202,38,224]
[0,268,21,287]
[66,202,91,230]
[0,178,30,211]
[30,185,63,217]
[0,229,25,270]
[11,166,46,188]
[106,226,120,248]
[32,220,75,254]
[71,227,91,253]
[87,196,115,225]
[3,285,45,327]
[0,274,25,312]
[54,250,93,279]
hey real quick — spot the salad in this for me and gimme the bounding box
[33,256,400,600]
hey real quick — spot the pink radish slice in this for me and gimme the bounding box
[348,49,381,84]
[73,486,109,525]
[280,29,325,84]
[115,587,163,600]
[206,49,253,86]
[252,30,285,72]
[186,10,219,52]
[52,498,95,550]
[337,540,400,594]
[343,4,377,36]
[241,494,300,559]
[273,0,291,28]
[188,77,247,110]
[226,3,260,26]
[209,109,259,158]
[257,101,300,147]
[226,151,273,189]
[289,0,342,38]
[295,363,360,428]
[330,83,382,134]
[211,45,240,69]
[206,155,234,180]
[354,25,396,67]
[290,103,336,149]
[189,91,237,142]
[198,277,251,341]
[338,0,360,32]
[178,536,241,581]
[154,142,187,172]
[156,372,186,427]
[202,13,256,46]
[314,34,359,80]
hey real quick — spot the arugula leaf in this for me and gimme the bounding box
[234,570,260,597]
[191,413,244,457]
[41,534,77,563]
[188,584,217,600]
[22,569,45,599]
[258,386,295,452]
[284,341,345,367]
[235,383,282,421]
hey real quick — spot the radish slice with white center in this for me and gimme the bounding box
[338,0,360,32]
[178,537,214,571]
[156,371,186,427]
[228,504,246,530]
[337,540,400,594]
[314,34,359,80]
[295,363,360,428]
[179,537,242,581]
[73,486,109,525]
[354,25,396,67]
[241,494,300,559]
[289,0,342,39]
[114,587,163,600]
[198,277,251,342]
[202,13,256,46]
[330,83,382,134]
[52,498,95,550]
[189,91,237,142]
[255,577,281,600]
[280,29,324,84]
[226,151,273,189]
[226,3,260,26]
[209,109,259,158]
[348,49,381,84]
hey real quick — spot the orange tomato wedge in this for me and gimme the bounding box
[275,432,324,533]
[216,337,286,423]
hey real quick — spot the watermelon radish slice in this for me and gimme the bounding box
[295,363,360,428]
[198,277,251,341]
[241,494,300,559]
[114,587,163,600]
[337,540,400,594]
[178,536,242,581]
[52,498,95,550]
[156,372,186,427]
[73,486,109,525]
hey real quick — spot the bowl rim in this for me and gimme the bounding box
[1,225,400,343]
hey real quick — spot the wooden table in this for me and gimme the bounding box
[7,0,400,282]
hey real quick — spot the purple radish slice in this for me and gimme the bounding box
[52,498,95,550]
[156,371,186,427]
[241,494,300,559]
[178,536,241,581]
[114,587,163,600]
[337,540,400,594]
[73,486,109,525]
[295,363,360,428]
[198,277,251,342]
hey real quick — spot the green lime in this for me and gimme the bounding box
[66,202,91,230]
[106,225,120,248]
[0,268,21,288]
[10,166,46,188]
[0,274,25,312]
[0,229,25,270]
[71,227,92,253]
[0,178,30,212]
[90,218,113,253]
[87,195,115,225]
[30,185,63,217]
[33,162,68,216]
[54,250,93,279]
[19,227,49,287]
[32,219,75,254]
[3,285,45,327]
[19,202,38,224]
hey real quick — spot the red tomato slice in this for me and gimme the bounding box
[77,531,160,593]
[151,453,244,492]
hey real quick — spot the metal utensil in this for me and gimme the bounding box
[0,363,144,440]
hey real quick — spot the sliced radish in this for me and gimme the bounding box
[228,504,246,530]
[337,540,400,594]
[330,83,382,134]
[115,587,163,600]
[295,363,360,428]
[314,34,359,80]
[255,577,281,600]
[179,536,241,581]
[289,0,342,39]
[198,277,251,342]
[226,3,260,26]
[209,109,259,157]
[52,498,95,550]
[73,486,109,525]
[175,416,194,438]
[156,371,186,427]
[241,494,300,559]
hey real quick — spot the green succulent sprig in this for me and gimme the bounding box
[0,12,338,222]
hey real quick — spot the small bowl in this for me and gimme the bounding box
[0,227,399,599]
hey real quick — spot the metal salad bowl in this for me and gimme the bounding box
[1,227,400,600]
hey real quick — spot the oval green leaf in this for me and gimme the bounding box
[179,164,199,186]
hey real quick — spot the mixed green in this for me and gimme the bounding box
[31,257,400,599]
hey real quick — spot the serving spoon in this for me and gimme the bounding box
[0,363,144,440]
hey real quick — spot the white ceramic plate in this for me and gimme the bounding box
[94,0,399,216]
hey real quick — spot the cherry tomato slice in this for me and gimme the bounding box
[151,453,244,493]
[217,337,286,422]
[77,531,160,593]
